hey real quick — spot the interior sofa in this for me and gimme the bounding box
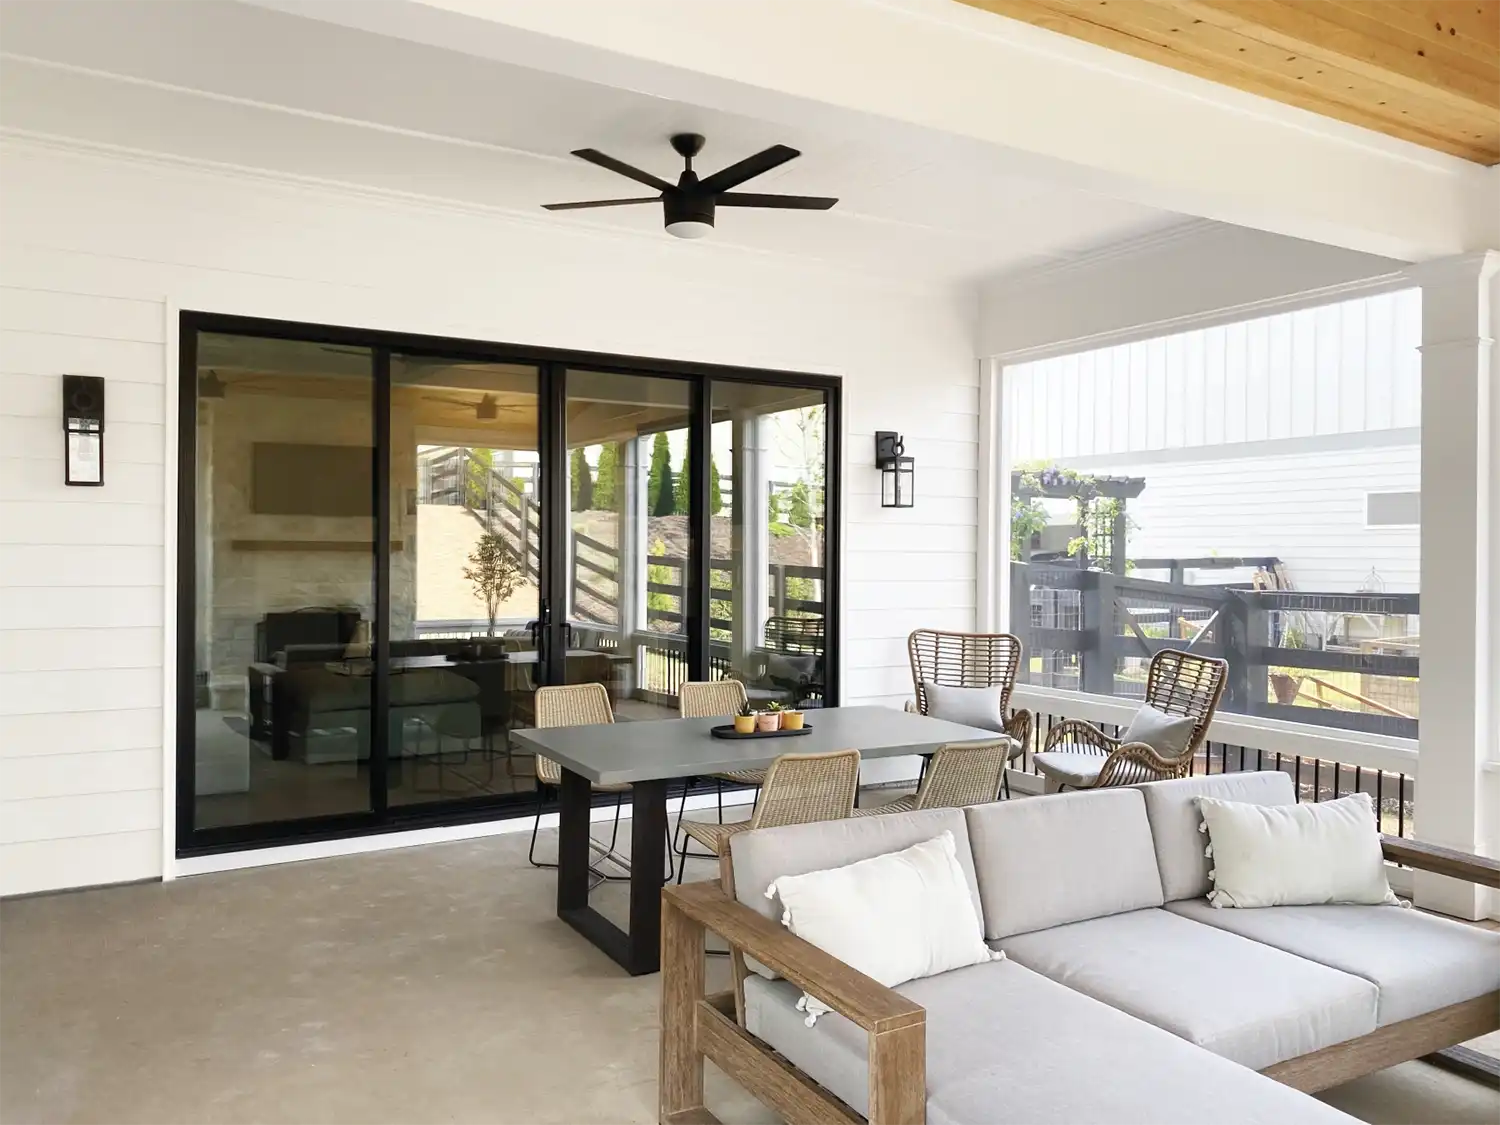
[659,770,1500,1125]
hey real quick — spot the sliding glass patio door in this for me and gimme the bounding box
[178,315,840,856]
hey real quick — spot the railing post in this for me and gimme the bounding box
[1010,562,1031,681]
[1222,590,1251,713]
[1244,594,1270,717]
[1079,571,1115,695]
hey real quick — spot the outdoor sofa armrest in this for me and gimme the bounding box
[1041,717,1120,755]
[1381,836,1500,890]
[663,881,925,1034]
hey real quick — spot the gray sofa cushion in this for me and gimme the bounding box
[729,808,981,978]
[1135,771,1297,901]
[964,788,1164,939]
[1166,897,1500,1026]
[999,907,1377,1070]
[743,959,1359,1125]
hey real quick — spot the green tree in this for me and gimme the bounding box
[708,456,723,516]
[767,488,782,524]
[647,433,672,514]
[570,447,594,511]
[594,444,619,511]
[674,455,691,515]
[787,480,813,528]
[652,457,676,517]
[464,447,494,510]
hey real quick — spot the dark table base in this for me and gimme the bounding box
[557,768,668,976]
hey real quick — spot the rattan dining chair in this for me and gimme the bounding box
[674,749,860,882]
[1033,649,1228,791]
[852,738,1013,817]
[526,682,672,880]
[908,629,1031,796]
[673,680,757,859]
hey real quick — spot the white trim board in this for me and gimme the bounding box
[1048,428,1420,472]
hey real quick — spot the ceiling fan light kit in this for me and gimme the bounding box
[544,132,837,239]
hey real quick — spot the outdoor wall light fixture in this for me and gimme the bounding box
[62,374,105,486]
[875,431,914,508]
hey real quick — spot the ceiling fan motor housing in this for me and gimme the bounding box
[664,191,714,239]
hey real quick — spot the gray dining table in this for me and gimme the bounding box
[509,704,1005,974]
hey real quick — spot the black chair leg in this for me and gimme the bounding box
[527,785,551,869]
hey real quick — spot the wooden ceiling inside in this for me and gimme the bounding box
[960,1,1500,163]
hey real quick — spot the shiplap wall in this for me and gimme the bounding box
[1073,443,1421,593]
[1006,288,1421,462]
[0,139,977,894]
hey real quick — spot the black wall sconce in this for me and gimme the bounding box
[63,374,105,486]
[875,430,914,508]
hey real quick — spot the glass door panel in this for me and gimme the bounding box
[563,370,692,721]
[190,332,376,830]
[711,383,829,709]
[387,355,543,806]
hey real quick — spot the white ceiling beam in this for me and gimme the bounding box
[253,0,1497,262]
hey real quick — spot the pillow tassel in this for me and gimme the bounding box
[1203,844,1213,858]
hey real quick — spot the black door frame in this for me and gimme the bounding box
[175,311,842,857]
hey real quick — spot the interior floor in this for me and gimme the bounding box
[2,816,1497,1125]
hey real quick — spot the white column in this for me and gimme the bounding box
[731,413,770,673]
[1410,250,1499,920]
[619,438,647,694]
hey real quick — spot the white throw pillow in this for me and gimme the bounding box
[1197,792,1399,908]
[765,831,1001,1023]
[1120,704,1196,759]
[922,682,1005,732]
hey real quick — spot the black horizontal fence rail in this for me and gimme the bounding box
[1012,704,1415,839]
[1012,563,1420,739]
[415,455,824,700]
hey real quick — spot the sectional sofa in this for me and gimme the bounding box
[659,770,1500,1124]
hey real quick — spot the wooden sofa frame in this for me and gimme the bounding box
[658,836,1500,1125]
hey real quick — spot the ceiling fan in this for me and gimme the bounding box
[426,393,507,421]
[543,133,837,239]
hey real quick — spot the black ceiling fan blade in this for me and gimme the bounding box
[697,145,801,193]
[716,192,838,210]
[542,197,661,211]
[570,149,675,192]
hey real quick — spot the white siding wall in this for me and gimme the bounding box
[1074,443,1420,593]
[1007,289,1421,462]
[0,139,978,894]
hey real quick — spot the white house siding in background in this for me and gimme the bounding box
[1068,439,1420,593]
[1005,288,1421,594]
[0,140,978,894]
[1007,288,1421,462]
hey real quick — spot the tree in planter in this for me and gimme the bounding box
[463,531,523,636]
[464,447,494,510]
[570,447,594,511]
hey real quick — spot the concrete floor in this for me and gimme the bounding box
[2,823,1497,1125]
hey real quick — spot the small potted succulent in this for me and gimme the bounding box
[756,701,783,733]
[780,702,805,731]
[733,701,758,735]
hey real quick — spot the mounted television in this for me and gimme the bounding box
[251,443,372,517]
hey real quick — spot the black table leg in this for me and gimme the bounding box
[556,767,592,912]
[627,778,668,972]
[556,770,669,976]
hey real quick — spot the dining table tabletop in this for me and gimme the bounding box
[510,704,1006,974]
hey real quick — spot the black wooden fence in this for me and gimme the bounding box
[1012,563,1420,738]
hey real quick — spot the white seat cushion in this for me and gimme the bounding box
[999,908,1377,1070]
[1135,772,1297,901]
[1166,898,1500,1026]
[744,959,1359,1125]
[964,788,1164,939]
[1032,750,1104,788]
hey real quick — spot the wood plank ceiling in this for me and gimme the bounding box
[960,1,1500,164]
